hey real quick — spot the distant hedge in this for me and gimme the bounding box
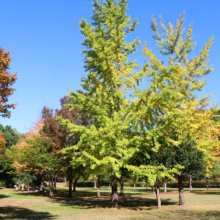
[167,180,220,188]
[65,179,220,188]
[66,180,109,187]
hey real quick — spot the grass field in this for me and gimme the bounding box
[0,186,220,219]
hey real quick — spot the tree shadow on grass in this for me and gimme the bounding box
[0,206,57,219]
[50,194,176,210]
[0,194,9,199]
[159,210,220,220]
[14,190,101,198]
[192,190,220,195]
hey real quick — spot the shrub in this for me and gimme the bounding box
[0,180,6,187]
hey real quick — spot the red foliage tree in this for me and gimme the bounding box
[0,47,17,117]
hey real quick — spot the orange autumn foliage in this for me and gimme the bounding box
[0,47,17,118]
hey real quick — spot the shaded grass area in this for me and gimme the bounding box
[0,187,220,219]
[0,206,57,219]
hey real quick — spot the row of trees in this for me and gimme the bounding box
[2,0,220,209]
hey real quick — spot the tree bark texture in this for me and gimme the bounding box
[164,183,167,193]
[189,175,193,192]
[178,175,185,205]
[156,187,161,209]
[151,185,161,209]
[111,174,119,208]
[94,179,97,188]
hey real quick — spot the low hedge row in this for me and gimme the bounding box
[66,181,109,187]
[167,180,220,188]
[65,179,220,188]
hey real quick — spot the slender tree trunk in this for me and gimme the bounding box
[53,174,57,190]
[97,177,101,197]
[68,177,73,197]
[40,171,45,190]
[189,175,193,192]
[206,177,209,191]
[134,183,135,190]
[178,175,185,205]
[156,187,161,209]
[151,185,161,208]
[97,186,100,197]
[73,177,79,192]
[94,179,96,188]
[120,182,124,196]
[111,174,118,208]
[49,189,54,197]
[27,182,29,192]
[164,182,167,193]
[49,175,54,197]
[67,166,73,197]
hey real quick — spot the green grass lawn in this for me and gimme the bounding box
[0,186,220,219]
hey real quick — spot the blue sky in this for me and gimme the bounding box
[1,0,220,133]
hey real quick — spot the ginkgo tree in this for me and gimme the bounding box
[58,1,219,209]
[58,0,143,208]
[133,11,219,206]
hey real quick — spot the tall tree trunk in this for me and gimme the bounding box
[97,177,101,197]
[151,184,161,209]
[49,188,54,197]
[120,182,124,196]
[111,174,118,208]
[164,182,167,193]
[206,177,209,191]
[94,179,96,188]
[156,187,161,208]
[49,175,54,197]
[67,166,73,197]
[40,171,45,190]
[27,182,29,192]
[178,175,185,205]
[189,175,193,192]
[134,183,135,190]
[53,174,57,190]
[73,177,79,192]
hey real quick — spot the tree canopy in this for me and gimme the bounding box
[0,47,17,118]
